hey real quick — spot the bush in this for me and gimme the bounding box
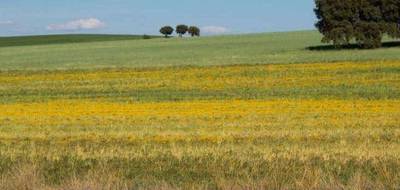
[142,34,151,39]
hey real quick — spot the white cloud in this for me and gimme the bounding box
[202,26,229,34]
[0,20,14,25]
[47,18,105,31]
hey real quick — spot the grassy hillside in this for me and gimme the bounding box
[0,34,156,48]
[0,31,400,189]
[0,31,400,70]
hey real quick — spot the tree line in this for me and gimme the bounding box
[315,0,400,49]
[160,25,200,38]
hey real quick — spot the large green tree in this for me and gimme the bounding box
[315,0,400,48]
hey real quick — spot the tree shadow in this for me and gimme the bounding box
[307,41,400,51]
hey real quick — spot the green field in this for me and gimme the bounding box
[1,31,400,70]
[1,31,400,189]
[0,34,156,48]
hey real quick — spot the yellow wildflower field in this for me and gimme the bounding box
[1,99,399,128]
[0,61,400,189]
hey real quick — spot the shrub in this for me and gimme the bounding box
[142,34,151,39]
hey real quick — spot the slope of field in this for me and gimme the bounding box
[1,60,400,189]
[0,34,156,48]
[1,31,400,70]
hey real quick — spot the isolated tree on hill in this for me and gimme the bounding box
[188,26,201,37]
[160,26,174,38]
[176,25,189,37]
[314,0,400,49]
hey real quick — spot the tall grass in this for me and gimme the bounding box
[1,158,399,189]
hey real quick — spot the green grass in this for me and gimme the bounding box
[1,30,400,70]
[0,34,157,48]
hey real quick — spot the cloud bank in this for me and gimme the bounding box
[202,26,229,34]
[0,21,14,25]
[47,18,105,31]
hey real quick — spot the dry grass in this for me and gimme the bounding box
[0,165,132,190]
[1,165,396,190]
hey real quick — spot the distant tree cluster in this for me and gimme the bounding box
[315,0,400,48]
[159,25,200,38]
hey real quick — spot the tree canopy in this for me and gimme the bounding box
[176,25,189,37]
[315,0,400,48]
[188,26,201,37]
[159,26,174,38]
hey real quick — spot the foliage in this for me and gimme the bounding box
[159,26,174,38]
[188,26,201,37]
[176,24,189,37]
[315,0,400,48]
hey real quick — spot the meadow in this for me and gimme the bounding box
[1,31,400,71]
[0,31,400,189]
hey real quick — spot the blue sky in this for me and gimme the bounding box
[0,0,316,36]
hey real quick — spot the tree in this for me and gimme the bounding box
[188,26,201,37]
[314,0,400,49]
[176,25,189,37]
[159,26,174,38]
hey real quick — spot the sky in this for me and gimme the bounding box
[0,0,316,36]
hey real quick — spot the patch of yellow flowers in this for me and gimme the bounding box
[1,61,399,92]
[1,99,399,127]
[1,61,400,164]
